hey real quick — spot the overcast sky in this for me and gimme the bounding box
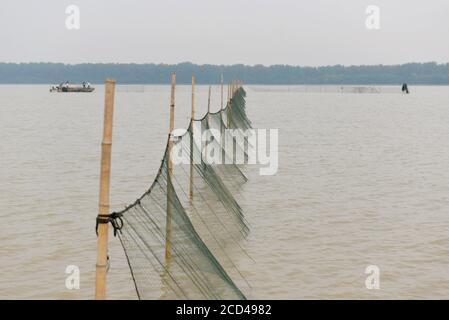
[0,0,448,66]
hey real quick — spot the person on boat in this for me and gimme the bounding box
[61,81,69,92]
[86,82,91,88]
[82,81,86,88]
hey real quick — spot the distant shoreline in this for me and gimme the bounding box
[1,62,448,85]
[1,84,448,87]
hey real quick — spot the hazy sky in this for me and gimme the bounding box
[0,0,448,66]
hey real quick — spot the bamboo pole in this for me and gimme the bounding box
[207,85,211,113]
[220,77,225,163]
[228,83,232,128]
[166,72,176,262]
[95,79,116,300]
[189,75,195,202]
[205,85,212,161]
[220,74,224,111]
[227,83,229,127]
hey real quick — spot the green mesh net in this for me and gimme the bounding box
[113,87,253,299]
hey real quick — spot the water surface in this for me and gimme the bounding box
[1,85,449,299]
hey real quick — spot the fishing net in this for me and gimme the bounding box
[112,87,253,299]
[249,85,405,94]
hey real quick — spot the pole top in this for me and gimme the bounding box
[105,79,116,84]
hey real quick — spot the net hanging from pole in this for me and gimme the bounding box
[111,86,253,299]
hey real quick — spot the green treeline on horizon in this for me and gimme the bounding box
[0,62,448,85]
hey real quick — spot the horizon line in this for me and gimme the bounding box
[1,61,449,68]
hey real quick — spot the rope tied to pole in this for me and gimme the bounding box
[96,212,124,237]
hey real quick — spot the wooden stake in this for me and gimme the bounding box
[189,75,195,201]
[228,83,232,128]
[95,79,116,300]
[189,75,195,202]
[205,85,212,160]
[166,72,176,262]
[191,74,196,119]
[207,85,211,114]
[220,74,224,111]
[220,77,225,162]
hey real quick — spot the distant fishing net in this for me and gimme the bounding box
[249,85,405,94]
[113,87,253,299]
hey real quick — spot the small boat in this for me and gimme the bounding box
[50,82,95,93]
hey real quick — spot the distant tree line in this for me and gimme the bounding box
[0,62,448,84]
